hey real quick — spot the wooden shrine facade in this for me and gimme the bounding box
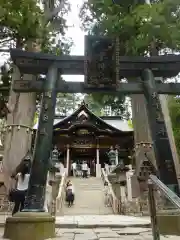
[50,102,134,176]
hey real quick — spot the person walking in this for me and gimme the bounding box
[104,181,110,207]
[82,161,88,178]
[91,159,96,177]
[66,180,75,207]
[76,161,81,177]
[72,161,77,177]
[11,164,30,215]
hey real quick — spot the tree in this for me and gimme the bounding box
[84,94,103,116]
[56,93,82,115]
[84,94,130,117]
[79,0,180,170]
[0,0,72,189]
[80,0,180,53]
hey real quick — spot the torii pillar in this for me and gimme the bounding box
[131,93,180,180]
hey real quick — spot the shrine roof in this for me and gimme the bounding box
[33,102,133,132]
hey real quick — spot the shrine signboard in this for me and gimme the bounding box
[84,36,119,87]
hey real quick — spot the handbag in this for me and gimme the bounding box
[8,188,17,202]
[8,175,18,202]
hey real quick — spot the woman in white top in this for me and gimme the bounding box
[12,164,30,215]
[82,161,88,178]
[66,180,75,207]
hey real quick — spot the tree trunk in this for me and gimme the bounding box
[3,42,39,190]
[131,94,151,143]
[131,94,156,167]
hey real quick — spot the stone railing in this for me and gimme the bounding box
[55,171,67,215]
[101,168,120,214]
[0,195,13,213]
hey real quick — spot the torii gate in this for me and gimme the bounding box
[8,35,180,211]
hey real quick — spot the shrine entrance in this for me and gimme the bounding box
[10,34,180,211]
[52,103,133,177]
[70,148,96,177]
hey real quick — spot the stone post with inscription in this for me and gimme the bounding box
[142,69,180,195]
[23,65,58,211]
[66,144,70,176]
[4,65,58,240]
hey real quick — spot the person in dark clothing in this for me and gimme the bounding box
[66,181,75,207]
[11,164,30,215]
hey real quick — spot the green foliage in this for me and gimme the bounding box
[0,0,43,44]
[42,35,73,55]
[84,94,103,116]
[0,0,74,119]
[56,93,82,115]
[0,0,71,50]
[169,97,180,159]
[89,93,127,116]
[80,0,180,114]
[80,0,180,54]
[0,63,11,101]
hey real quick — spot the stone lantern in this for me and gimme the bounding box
[49,146,60,179]
[48,146,61,216]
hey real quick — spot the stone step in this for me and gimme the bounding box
[55,215,151,228]
[62,177,110,216]
[77,185,103,187]
[72,185,103,189]
[61,209,113,216]
[71,189,103,193]
[77,188,102,190]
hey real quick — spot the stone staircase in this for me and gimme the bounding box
[61,177,113,215]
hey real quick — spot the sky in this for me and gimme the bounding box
[62,0,85,82]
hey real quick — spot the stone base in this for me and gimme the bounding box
[4,212,55,240]
[157,215,180,236]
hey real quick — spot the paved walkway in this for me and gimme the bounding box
[49,227,179,240]
[61,177,112,215]
[0,227,179,240]
[55,215,151,228]
[0,214,151,228]
[0,215,179,239]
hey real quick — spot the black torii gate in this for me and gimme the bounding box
[10,35,180,211]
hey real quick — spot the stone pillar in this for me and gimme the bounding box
[115,149,118,166]
[159,95,180,177]
[131,94,156,166]
[96,144,101,177]
[126,165,133,201]
[131,93,180,179]
[119,184,127,214]
[120,186,127,203]
[66,144,70,176]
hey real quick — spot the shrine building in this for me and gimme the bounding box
[33,102,134,177]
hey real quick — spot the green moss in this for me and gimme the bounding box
[157,215,180,236]
[4,212,55,240]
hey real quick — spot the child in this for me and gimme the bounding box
[104,181,110,207]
